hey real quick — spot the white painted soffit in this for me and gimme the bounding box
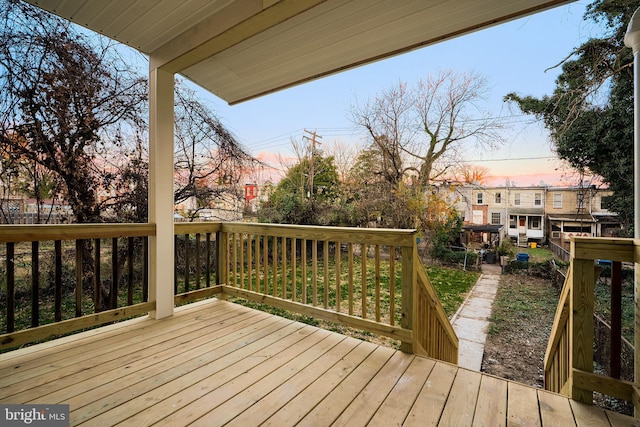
[25,0,574,104]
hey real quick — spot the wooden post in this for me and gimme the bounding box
[217,230,229,300]
[148,65,175,319]
[401,240,416,353]
[570,256,595,403]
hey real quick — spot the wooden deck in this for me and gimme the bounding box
[0,299,637,426]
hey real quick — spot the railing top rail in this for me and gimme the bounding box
[221,222,418,247]
[174,222,222,235]
[570,236,637,263]
[0,223,156,243]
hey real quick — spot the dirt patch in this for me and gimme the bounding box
[481,273,559,388]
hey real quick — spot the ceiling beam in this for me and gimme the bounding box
[150,0,327,72]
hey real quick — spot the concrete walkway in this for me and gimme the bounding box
[451,262,502,371]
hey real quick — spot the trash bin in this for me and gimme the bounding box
[485,252,495,264]
[516,253,529,262]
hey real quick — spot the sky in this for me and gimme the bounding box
[192,1,604,187]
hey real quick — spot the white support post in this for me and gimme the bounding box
[625,7,640,394]
[149,66,175,319]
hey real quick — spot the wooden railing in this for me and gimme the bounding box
[544,237,640,410]
[210,222,455,362]
[173,222,223,305]
[549,239,570,262]
[1,222,458,364]
[0,224,155,350]
[415,262,458,363]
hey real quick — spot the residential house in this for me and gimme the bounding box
[547,186,622,244]
[464,184,621,247]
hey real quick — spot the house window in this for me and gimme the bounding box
[514,193,520,206]
[530,217,541,230]
[509,215,516,229]
[534,193,541,206]
[495,193,502,204]
[553,193,562,208]
[601,195,613,210]
[477,193,483,204]
[491,213,501,225]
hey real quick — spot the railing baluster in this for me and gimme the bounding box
[184,234,190,293]
[282,237,287,299]
[240,233,242,289]
[263,236,269,294]
[348,242,353,316]
[32,241,40,326]
[94,238,101,312]
[375,244,381,322]
[361,243,367,319]
[302,239,307,304]
[204,233,211,288]
[272,236,278,297]
[75,240,82,317]
[6,242,15,333]
[143,237,149,302]
[324,241,329,309]
[206,233,211,288]
[174,234,178,294]
[312,240,318,306]
[291,238,297,302]
[255,234,261,293]
[55,240,62,321]
[231,232,237,287]
[247,234,253,291]
[389,245,396,326]
[610,261,622,379]
[195,233,201,290]
[127,237,134,305]
[111,237,118,309]
[335,242,341,313]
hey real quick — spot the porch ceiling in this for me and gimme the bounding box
[26,0,573,104]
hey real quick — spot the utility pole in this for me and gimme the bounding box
[303,129,322,200]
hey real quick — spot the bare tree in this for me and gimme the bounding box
[324,138,361,184]
[352,70,503,191]
[0,0,147,223]
[173,84,259,221]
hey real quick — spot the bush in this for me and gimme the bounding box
[442,250,477,267]
[496,240,515,258]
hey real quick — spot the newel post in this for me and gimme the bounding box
[216,227,229,300]
[569,239,596,403]
[400,234,417,353]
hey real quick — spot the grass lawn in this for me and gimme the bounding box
[232,259,479,348]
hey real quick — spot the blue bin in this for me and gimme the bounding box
[516,253,529,262]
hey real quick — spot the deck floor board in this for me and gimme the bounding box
[1,298,637,427]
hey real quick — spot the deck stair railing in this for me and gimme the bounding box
[1,222,457,364]
[544,237,640,411]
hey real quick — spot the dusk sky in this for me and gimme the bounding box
[191,1,603,187]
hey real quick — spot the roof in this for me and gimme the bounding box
[26,0,572,104]
[547,213,596,223]
[463,224,504,233]
[507,208,545,215]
